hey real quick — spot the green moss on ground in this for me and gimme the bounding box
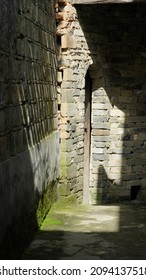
[40,194,89,231]
[42,213,64,227]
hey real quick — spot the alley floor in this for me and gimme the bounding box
[23,199,146,260]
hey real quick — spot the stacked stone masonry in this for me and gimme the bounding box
[56,0,92,201]
[0,0,59,258]
[56,1,146,203]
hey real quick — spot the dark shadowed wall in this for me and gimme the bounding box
[0,0,59,258]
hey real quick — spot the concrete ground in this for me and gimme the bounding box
[23,199,146,260]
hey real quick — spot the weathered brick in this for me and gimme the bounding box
[92,129,110,136]
[61,89,74,103]
[58,2,146,204]
[93,136,110,142]
[61,35,77,49]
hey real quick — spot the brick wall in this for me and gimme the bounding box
[57,2,146,203]
[0,0,59,258]
[56,0,92,201]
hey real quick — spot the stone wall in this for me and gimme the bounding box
[56,0,92,201]
[56,1,146,204]
[0,0,59,258]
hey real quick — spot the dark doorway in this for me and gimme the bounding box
[131,185,141,201]
[83,71,92,204]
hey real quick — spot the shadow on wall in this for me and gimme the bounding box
[96,165,109,203]
[76,3,146,204]
[0,0,58,259]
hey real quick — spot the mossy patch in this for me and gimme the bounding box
[51,194,77,211]
[40,194,82,230]
[36,181,58,227]
[41,214,64,228]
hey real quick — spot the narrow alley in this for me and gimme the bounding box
[1,0,146,260]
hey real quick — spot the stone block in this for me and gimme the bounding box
[134,140,144,147]
[119,187,131,199]
[122,165,132,173]
[122,174,139,181]
[61,139,73,152]
[134,135,140,142]
[77,148,83,155]
[118,96,133,104]
[92,123,109,129]
[92,116,109,123]
[60,130,70,139]
[92,102,111,110]
[126,180,142,188]
[92,141,107,148]
[59,183,71,196]
[110,109,125,117]
[93,136,110,142]
[93,87,107,96]
[110,128,124,135]
[74,29,84,37]
[63,68,73,81]
[123,141,134,147]
[123,147,134,154]
[73,89,81,97]
[141,189,146,200]
[127,158,146,165]
[60,103,68,117]
[109,154,123,160]
[89,187,106,204]
[138,133,146,141]
[109,166,123,174]
[73,183,83,193]
[107,147,123,154]
[110,116,125,123]
[61,89,74,102]
[74,154,84,163]
[132,165,142,172]
[128,116,146,123]
[110,123,124,129]
[60,153,71,167]
[61,103,76,117]
[93,95,110,104]
[92,110,107,117]
[57,71,63,83]
[109,159,126,167]
[107,187,120,202]
[91,147,104,154]
[109,173,122,180]
[141,178,146,187]
[69,150,76,159]
[92,129,110,136]
[92,154,106,161]
[61,35,77,49]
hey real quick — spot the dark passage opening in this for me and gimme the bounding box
[83,71,92,204]
[131,185,141,201]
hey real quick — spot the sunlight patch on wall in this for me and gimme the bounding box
[108,108,126,185]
